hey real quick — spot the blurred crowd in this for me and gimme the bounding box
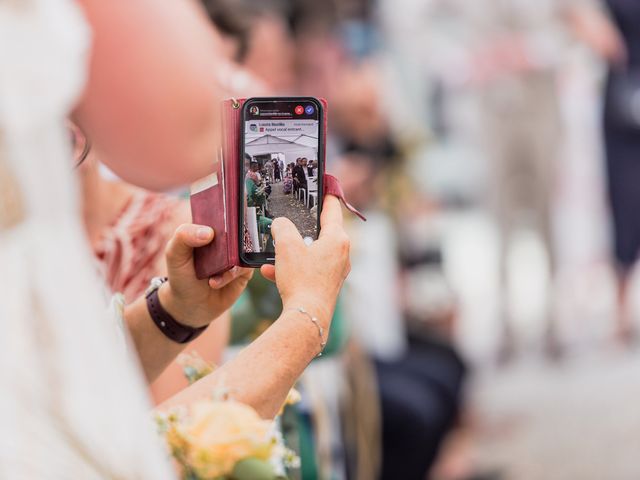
[13,0,640,478]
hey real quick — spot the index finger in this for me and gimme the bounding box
[271,217,304,254]
[319,195,343,236]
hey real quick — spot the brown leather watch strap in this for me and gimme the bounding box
[145,285,207,344]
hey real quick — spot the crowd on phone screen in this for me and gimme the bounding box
[243,153,319,252]
[245,159,273,247]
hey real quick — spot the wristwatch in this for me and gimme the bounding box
[145,277,208,344]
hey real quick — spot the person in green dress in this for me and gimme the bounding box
[246,161,273,247]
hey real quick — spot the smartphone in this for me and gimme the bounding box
[239,97,324,266]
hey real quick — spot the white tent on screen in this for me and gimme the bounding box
[245,134,317,166]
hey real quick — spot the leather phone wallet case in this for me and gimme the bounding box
[190,98,365,279]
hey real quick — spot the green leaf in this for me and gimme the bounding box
[231,457,277,480]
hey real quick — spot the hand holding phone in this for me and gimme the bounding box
[190,97,364,279]
[259,195,351,325]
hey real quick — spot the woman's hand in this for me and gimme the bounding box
[159,224,253,328]
[260,196,351,328]
[159,199,350,416]
[567,5,628,67]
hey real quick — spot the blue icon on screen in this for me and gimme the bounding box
[305,105,315,115]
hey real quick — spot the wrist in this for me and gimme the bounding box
[283,305,328,357]
[282,294,333,330]
[158,282,211,329]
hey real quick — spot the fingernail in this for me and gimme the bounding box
[197,227,213,240]
[210,275,222,286]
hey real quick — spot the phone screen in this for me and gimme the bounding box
[240,97,323,263]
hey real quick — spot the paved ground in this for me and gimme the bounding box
[268,181,318,239]
[415,53,639,480]
[470,349,640,480]
[435,210,640,480]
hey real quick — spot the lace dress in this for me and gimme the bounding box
[0,1,173,478]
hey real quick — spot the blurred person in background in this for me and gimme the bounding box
[599,0,640,343]
[240,1,297,94]
[201,0,252,62]
[335,146,467,480]
[452,0,624,359]
[466,0,565,360]
[375,0,636,477]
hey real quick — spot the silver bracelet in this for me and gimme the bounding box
[286,306,327,357]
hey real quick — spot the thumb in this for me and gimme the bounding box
[165,224,214,269]
[260,264,276,283]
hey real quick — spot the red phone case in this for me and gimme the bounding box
[190,98,365,279]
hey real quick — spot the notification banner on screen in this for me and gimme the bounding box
[245,119,319,138]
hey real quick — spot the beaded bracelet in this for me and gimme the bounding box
[286,306,327,357]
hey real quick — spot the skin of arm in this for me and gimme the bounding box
[158,307,324,419]
[149,310,230,404]
[126,293,194,384]
[73,0,226,190]
[124,239,253,383]
[158,197,350,419]
[150,202,231,404]
[126,197,349,418]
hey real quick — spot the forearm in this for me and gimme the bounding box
[150,312,230,404]
[124,294,188,383]
[158,308,325,419]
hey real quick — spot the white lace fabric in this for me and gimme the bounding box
[0,1,173,478]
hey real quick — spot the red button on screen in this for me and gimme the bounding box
[294,105,304,115]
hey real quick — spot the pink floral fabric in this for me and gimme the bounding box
[93,190,182,302]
